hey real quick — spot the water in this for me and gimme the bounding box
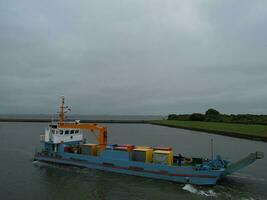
[0,122,266,200]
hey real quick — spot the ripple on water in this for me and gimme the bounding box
[212,179,265,200]
[182,184,216,197]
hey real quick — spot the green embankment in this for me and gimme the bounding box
[150,120,267,141]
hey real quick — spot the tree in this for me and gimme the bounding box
[189,113,205,121]
[168,114,177,120]
[205,108,220,116]
[205,108,221,121]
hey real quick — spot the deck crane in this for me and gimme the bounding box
[57,96,107,148]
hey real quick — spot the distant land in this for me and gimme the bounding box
[151,108,267,142]
[0,114,166,120]
[1,111,266,142]
[167,108,267,125]
[0,114,166,123]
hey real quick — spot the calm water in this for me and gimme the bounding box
[0,122,266,200]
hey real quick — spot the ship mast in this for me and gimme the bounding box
[57,96,107,149]
[59,96,65,124]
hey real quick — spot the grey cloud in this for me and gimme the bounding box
[0,0,267,115]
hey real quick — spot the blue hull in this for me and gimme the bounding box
[35,151,223,185]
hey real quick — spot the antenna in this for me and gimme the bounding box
[58,96,71,124]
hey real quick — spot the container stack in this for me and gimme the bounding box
[80,144,97,156]
[153,147,173,165]
[132,146,153,163]
[114,144,135,151]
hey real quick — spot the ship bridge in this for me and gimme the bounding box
[42,124,83,144]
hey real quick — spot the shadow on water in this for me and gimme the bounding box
[33,161,188,200]
[33,161,265,200]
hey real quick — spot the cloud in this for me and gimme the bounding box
[0,0,267,114]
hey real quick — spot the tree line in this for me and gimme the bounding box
[168,109,267,125]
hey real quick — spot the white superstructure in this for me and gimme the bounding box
[44,124,83,144]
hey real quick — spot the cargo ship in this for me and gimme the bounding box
[34,97,264,185]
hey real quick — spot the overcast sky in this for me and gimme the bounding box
[0,0,267,115]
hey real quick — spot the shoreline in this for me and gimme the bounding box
[1,118,266,142]
[150,121,267,142]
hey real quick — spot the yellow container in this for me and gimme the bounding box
[134,146,151,149]
[153,150,173,165]
[96,145,105,156]
[132,147,153,163]
[80,144,97,156]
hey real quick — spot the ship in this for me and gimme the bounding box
[34,97,264,185]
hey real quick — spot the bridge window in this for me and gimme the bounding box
[65,130,69,135]
[70,130,74,134]
[60,130,63,135]
[75,130,79,134]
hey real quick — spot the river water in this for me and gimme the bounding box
[0,122,266,200]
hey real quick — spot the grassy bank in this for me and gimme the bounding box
[150,120,267,142]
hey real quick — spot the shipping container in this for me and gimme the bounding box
[96,145,105,156]
[132,147,153,163]
[114,146,129,151]
[116,144,135,151]
[134,146,151,149]
[153,150,173,165]
[153,146,172,151]
[80,144,97,156]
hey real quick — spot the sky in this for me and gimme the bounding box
[0,0,267,115]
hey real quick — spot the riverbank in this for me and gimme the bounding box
[150,120,267,142]
[1,117,267,142]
